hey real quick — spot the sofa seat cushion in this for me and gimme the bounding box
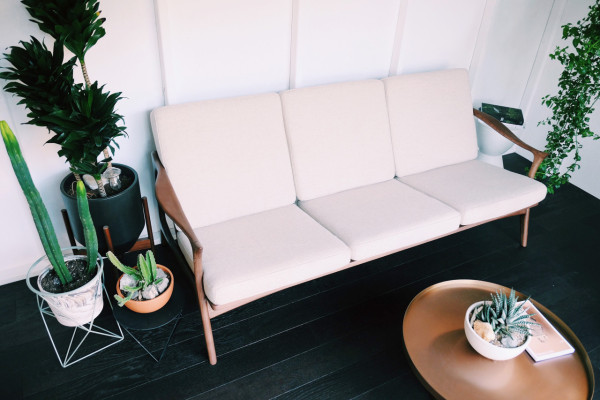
[399,160,548,225]
[298,180,461,260]
[177,205,351,305]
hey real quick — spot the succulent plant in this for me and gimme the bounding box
[1,120,98,286]
[107,250,167,307]
[475,289,537,340]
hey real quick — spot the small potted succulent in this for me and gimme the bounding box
[464,289,538,361]
[107,250,174,313]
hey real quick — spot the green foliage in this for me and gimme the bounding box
[1,121,72,285]
[476,289,537,339]
[21,0,106,63]
[108,250,164,307]
[76,181,98,274]
[537,0,600,193]
[0,0,126,182]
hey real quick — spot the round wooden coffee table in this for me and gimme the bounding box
[403,280,594,400]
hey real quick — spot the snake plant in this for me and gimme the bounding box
[1,120,98,285]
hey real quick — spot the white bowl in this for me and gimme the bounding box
[464,301,531,361]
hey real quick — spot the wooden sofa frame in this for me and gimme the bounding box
[151,109,548,365]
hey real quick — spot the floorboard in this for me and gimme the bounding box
[0,154,598,400]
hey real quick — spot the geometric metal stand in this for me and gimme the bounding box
[123,312,182,362]
[36,283,124,368]
[111,283,183,363]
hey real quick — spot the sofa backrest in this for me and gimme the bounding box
[383,69,478,177]
[151,93,296,228]
[280,80,395,201]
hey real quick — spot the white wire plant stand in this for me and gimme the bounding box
[26,247,124,368]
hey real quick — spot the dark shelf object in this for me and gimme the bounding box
[60,163,146,254]
[481,103,524,126]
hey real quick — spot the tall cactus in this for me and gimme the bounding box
[0,120,72,284]
[76,180,98,274]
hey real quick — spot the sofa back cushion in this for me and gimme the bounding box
[383,69,478,177]
[280,80,395,201]
[151,93,296,228]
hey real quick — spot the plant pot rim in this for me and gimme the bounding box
[59,163,138,202]
[465,300,532,360]
[116,264,174,313]
[26,246,104,297]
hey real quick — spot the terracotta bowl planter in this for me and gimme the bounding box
[116,265,174,313]
[464,301,531,361]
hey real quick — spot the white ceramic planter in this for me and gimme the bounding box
[474,118,516,168]
[27,247,104,327]
[464,301,531,361]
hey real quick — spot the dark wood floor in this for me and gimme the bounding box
[1,154,598,400]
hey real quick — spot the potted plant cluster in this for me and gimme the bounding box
[1,121,102,327]
[537,0,600,193]
[0,0,144,252]
[107,250,174,314]
[464,289,538,361]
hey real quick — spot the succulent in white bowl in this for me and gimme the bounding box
[465,289,538,361]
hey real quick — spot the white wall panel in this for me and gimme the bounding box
[156,0,292,104]
[293,0,401,88]
[470,0,554,108]
[394,0,486,75]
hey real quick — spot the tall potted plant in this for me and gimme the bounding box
[537,0,600,193]
[1,120,103,327]
[0,0,144,252]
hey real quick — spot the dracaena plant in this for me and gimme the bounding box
[537,0,600,193]
[0,0,126,197]
[1,121,98,288]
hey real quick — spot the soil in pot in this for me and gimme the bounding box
[40,259,97,294]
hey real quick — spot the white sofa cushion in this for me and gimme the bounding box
[177,205,351,305]
[399,160,548,225]
[383,69,479,177]
[280,80,395,201]
[298,180,461,260]
[151,93,296,228]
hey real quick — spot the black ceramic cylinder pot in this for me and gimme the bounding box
[60,163,145,254]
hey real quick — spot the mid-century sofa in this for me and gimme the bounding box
[150,69,548,365]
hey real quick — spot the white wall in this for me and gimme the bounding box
[1,0,597,284]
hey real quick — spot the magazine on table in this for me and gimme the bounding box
[525,300,575,362]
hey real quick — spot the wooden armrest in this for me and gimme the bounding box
[473,108,548,178]
[151,151,203,255]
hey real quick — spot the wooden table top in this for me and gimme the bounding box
[403,280,594,400]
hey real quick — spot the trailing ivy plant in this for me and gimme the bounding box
[537,0,600,193]
[0,0,126,197]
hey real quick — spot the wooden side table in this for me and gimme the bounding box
[111,283,184,362]
[403,280,594,400]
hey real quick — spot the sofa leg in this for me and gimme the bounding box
[199,296,217,365]
[520,209,530,247]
